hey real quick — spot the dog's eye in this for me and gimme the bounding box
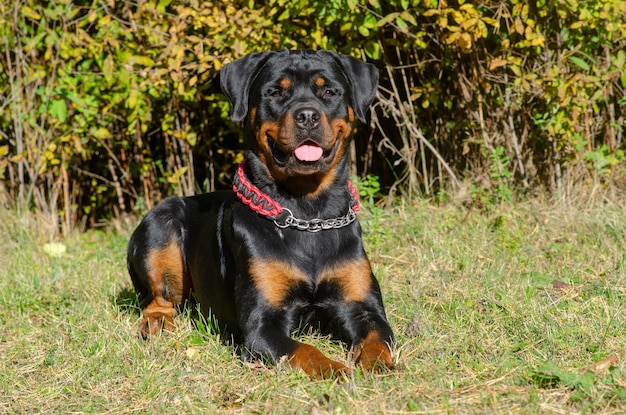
[266,89,283,98]
[323,89,337,97]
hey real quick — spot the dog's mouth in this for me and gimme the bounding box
[268,135,339,168]
[294,142,324,162]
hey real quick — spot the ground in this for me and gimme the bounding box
[1,198,625,414]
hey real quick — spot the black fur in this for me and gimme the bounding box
[127,50,394,378]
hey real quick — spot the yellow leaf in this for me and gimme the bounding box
[22,6,41,20]
[482,17,498,27]
[509,64,522,77]
[582,355,619,376]
[185,347,201,359]
[69,135,82,153]
[99,15,111,25]
[43,243,67,257]
[476,21,488,38]
[570,21,585,30]
[459,3,476,13]
[423,9,440,17]
[186,131,197,147]
[461,17,479,31]
[457,32,473,51]
[130,56,155,67]
[128,87,138,109]
[514,17,524,35]
[167,166,188,183]
[91,127,111,139]
[452,11,463,24]
[445,32,460,45]
[489,58,507,70]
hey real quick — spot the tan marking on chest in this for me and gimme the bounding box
[249,259,309,308]
[319,258,372,303]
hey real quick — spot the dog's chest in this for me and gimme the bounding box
[269,226,365,289]
[275,226,353,264]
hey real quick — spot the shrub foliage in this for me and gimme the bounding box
[1,0,624,233]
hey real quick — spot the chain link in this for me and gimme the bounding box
[273,207,357,232]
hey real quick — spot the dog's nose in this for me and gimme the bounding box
[294,108,320,130]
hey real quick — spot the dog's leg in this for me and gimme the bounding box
[320,258,395,372]
[244,327,349,379]
[130,240,186,339]
[241,258,350,379]
[140,297,177,339]
[350,329,395,372]
[288,342,350,379]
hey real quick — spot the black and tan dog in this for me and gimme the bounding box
[127,50,394,378]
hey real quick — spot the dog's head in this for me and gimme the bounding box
[220,50,378,194]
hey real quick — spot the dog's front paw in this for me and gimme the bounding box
[288,343,349,379]
[351,331,394,372]
[137,307,176,340]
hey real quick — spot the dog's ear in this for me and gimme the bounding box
[322,52,379,123]
[220,52,274,122]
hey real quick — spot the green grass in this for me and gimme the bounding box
[1,200,625,414]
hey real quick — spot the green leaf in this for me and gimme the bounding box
[50,99,67,123]
[364,13,378,29]
[377,12,399,28]
[532,362,596,391]
[130,56,155,67]
[157,0,173,12]
[90,127,111,139]
[364,41,381,60]
[395,16,409,32]
[340,22,354,33]
[278,8,290,20]
[569,56,590,71]
[400,11,417,26]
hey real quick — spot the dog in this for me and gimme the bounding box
[126,49,395,378]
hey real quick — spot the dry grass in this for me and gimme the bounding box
[1,198,625,414]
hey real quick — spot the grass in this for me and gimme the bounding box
[1,199,626,414]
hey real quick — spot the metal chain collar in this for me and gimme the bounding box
[273,207,358,232]
[233,162,360,233]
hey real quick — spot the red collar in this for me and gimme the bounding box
[232,163,360,232]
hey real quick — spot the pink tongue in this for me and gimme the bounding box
[294,144,323,162]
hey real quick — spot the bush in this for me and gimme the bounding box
[1,0,624,234]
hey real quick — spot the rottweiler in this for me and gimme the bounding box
[126,49,395,379]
